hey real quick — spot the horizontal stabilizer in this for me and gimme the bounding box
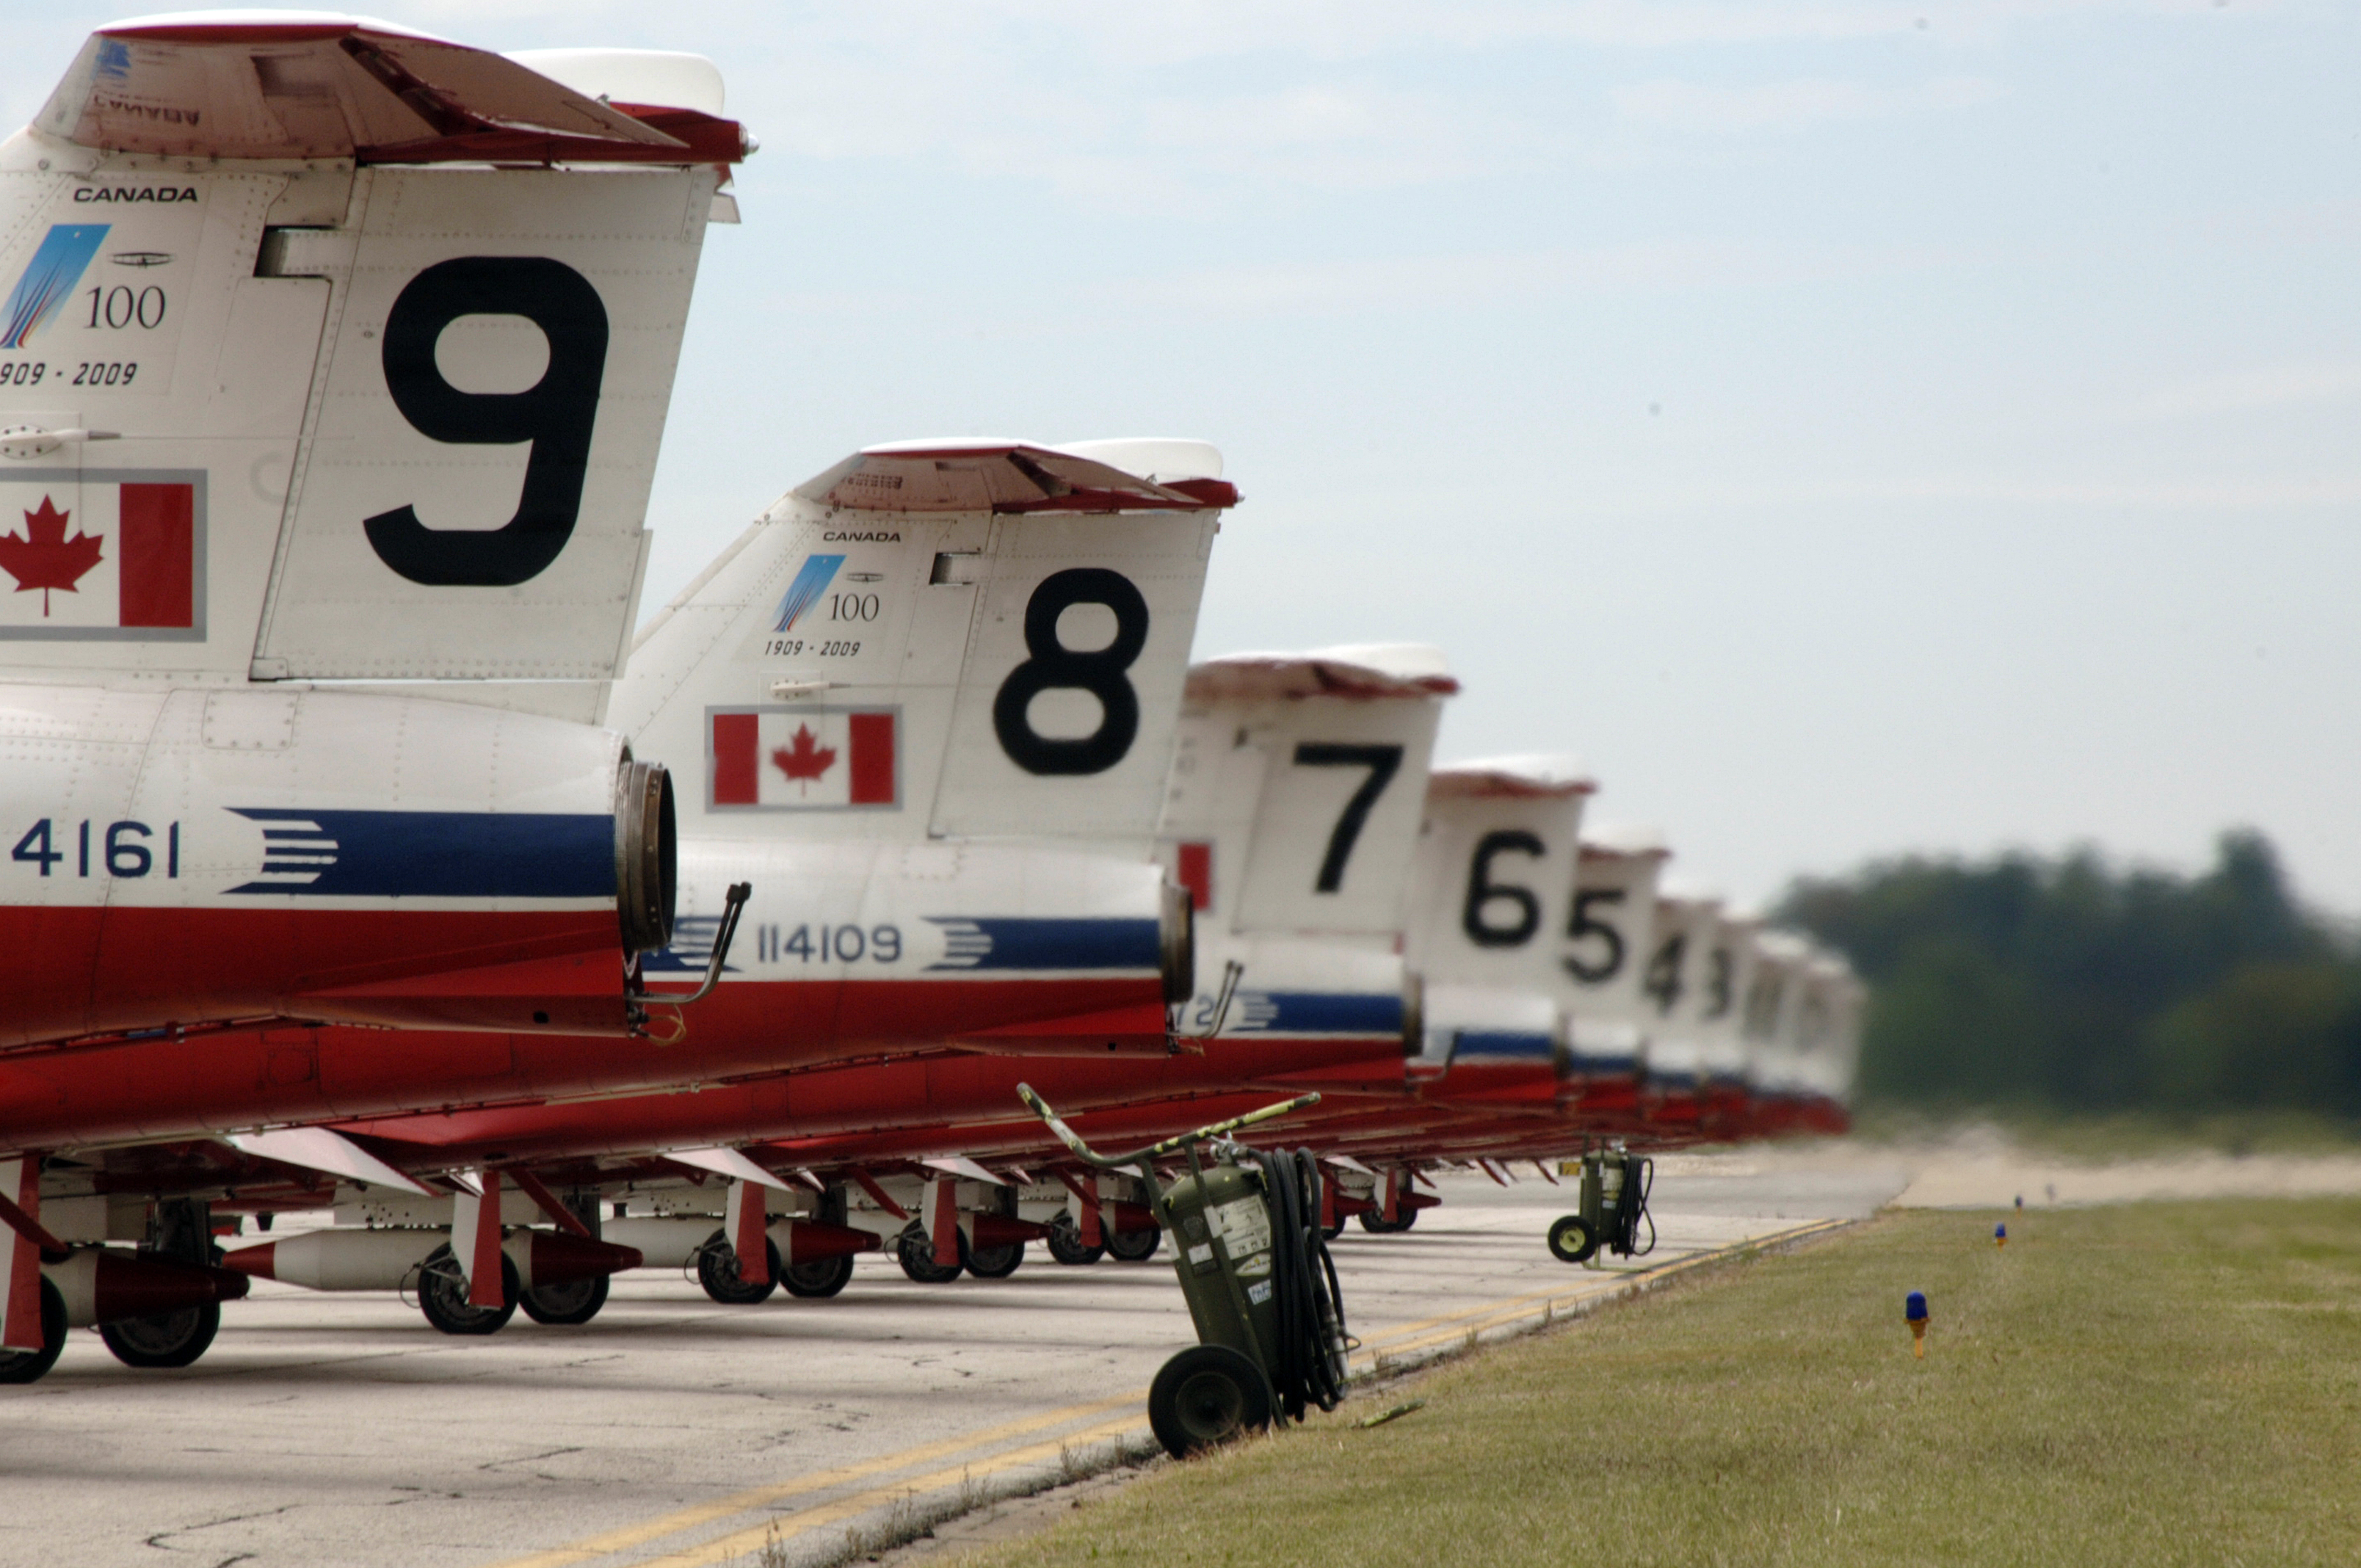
[795,440,1237,515]
[1186,644,1458,704]
[1427,754,1595,799]
[37,15,746,164]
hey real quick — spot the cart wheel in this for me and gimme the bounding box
[697,1233,782,1304]
[965,1241,1024,1279]
[518,1274,609,1325]
[895,1226,967,1284]
[1547,1213,1597,1264]
[1106,1224,1162,1263]
[98,1300,220,1368]
[418,1246,521,1335]
[0,1280,68,1384]
[1045,1213,1104,1266]
[780,1254,856,1298]
[1148,1344,1273,1459]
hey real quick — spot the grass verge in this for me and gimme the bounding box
[1847,1103,2361,1159]
[950,1199,2361,1567]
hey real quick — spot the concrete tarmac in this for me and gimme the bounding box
[0,1161,1904,1568]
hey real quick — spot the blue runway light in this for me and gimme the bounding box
[1995,1222,2008,1249]
[1906,1290,1928,1357]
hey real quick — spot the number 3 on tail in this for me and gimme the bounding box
[992,568,1149,775]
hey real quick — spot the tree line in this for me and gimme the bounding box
[1776,831,2361,1114]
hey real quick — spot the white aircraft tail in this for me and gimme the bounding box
[1406,755,1595,991]
[615,439,1235,846]
[0,19,746,705]
[1161,645,1455,940]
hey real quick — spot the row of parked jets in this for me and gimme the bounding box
[0,16,1857,1382]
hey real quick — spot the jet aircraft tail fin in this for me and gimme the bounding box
[1164,645,1456,940]
[0,18,747,708]
[617,438,1236,846]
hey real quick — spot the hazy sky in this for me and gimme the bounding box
[13,2,2357,912]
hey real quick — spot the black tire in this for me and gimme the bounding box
[780,1253,855,1299]
[1046,1213,1104,1266]
[1547,1213,1598,1264]
[697,1233,782,1305]
[965,1241,1024,1280]
[98,1299,220,1369]
[0,1279,67,1384]
[1358,1206,1418,1235]
[418,1246,521,1335]
[1319,1219,1346,1242]
[1106,1224,1163,1263]
[896,1225,966,1284]
[518,1274,609,1325]
[1147,1343,1273,1459]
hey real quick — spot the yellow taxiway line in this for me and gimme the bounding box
[485,1393,1141,1568]
[487,1216,1852,1568]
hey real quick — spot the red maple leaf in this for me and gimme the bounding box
[771,724,837,791]
[0,496,104,617]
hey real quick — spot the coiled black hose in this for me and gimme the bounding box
[1252,1147,1351,1422]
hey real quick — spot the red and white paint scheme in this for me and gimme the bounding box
[0,18,754,1052]
[1560,824,1672,1094]
[1403,757,1596,1106]
[3,434,1238,1354]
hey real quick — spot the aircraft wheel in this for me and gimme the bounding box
[519,1274,609,1325]
[98,1300,220,1368]
[1106,1224,1163,1263]
[1547,1214,1599,1264]
[895,1226,966,1284]
[1358,1208,1417,1235]
[418,1246,521,1335]
[1319,1219,1346,1242]
[696,1234,781,1304]
[0,1279,67,1384]
[1147,1343,1272,1460]
[780,1254,855,1299]
[965,1241,1024,1280]
[1045,1213,1104,1266]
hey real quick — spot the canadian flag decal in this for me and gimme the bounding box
[0,477,199,636]
[710,708,898,810]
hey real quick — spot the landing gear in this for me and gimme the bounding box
[519,1274,610,1325]
[103,1196,228,1367]
[965,1241,1024,1280]
[1319,1219,1346,1242]
[697,1234,782,1304]
[1105,1224,1162,1263]
[1046,1213,1103,1266]
[895,1226,965,1284]
[418,1245,521,1335]
[1546,1213,1598,1263]
[1358,1207,1418,1235]
[1147,1343,1272,1459]
[0,1279,66,1384]
[780,1254,855,1299]
[99,1301,221,1368]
